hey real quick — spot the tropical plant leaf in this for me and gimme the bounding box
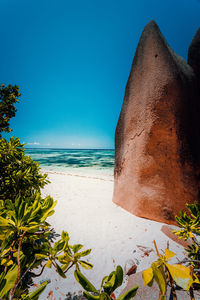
[22,281,48,300]
[74,269,98,293]
[45,260,52,268]
[164,248,175,261]
[83,292,100,300]
[55,263,66,278]
[151,263,166,296]
[111,265,123,291]
[0,265,18,298]
[165,263,197,290]
[79,249,91,257]
[79,260,93,270]
[117,285,138,300]
[142,267,154,286]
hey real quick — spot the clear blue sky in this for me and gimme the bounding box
[1,0,200,148]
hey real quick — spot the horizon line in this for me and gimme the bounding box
[25,147,115,150]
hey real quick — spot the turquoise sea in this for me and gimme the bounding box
[25,148,115,179]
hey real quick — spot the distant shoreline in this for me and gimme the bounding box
[41,168,114,182]
[25,147,115,150]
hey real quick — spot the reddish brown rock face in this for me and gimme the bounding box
[113,21,200,224]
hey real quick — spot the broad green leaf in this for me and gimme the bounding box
[83,292,100,300]
[101,276,108,289]
[79,249,92,257]
[0,216,12,228]
[74,269,98,292]
[104,273,115,288]
[79,260,93,270]
[164,249,175,261]
[72,244,83,253]
[35,253,48,260]
[57,253,72,264]
[61,231,69,241]
[115,265,123,288]
[40,200,57,222]
[165,263,195,290]
[55,263,66,278]
[18,200,26,221]
[54,240,65,252]
[0,265,18,297]
[117,285,138,300]
[20,225,40,232]
[152,263,166,296]
[142,267,153,286]
[22,281,47,300]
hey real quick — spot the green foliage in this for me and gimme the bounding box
[0,137,49,202]
[173,202,200,270]
[0,84,21,137]
[0,193,92,299]
[75,266,138,300]
[21,281,48,300]
[174,202,200,240]
[142,242,200,299]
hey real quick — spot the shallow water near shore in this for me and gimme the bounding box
[25,148,114,179]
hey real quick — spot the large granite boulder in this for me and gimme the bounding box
[113,21,200,224]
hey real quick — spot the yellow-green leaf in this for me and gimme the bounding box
[74,269,98,293]
[79,260,93,269]
[83,291,99,300]
[45,260,52,268]
[0,265,18,297]
[142,267,153,286]
[7,260,13,267]
[35,253,48,260]
[165,263,193,290]
[193,273,200,285]
[189,232,194,238]
[152,263,166,295]
[164,248,175,261]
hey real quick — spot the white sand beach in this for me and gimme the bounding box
[35,171,187,299]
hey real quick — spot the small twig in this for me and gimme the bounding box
[167,240,169,249]
[189,287,195,300]
[64,262,75,274]
[32,264,46,277]
[153,240,160,256]
[15,258,37,290]
[166,269,177,300]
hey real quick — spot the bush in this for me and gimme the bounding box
[0,193,92,299]
[0,137,49,202]
[0,84,21,137]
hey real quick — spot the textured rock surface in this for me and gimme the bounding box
[113,21,200,224]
